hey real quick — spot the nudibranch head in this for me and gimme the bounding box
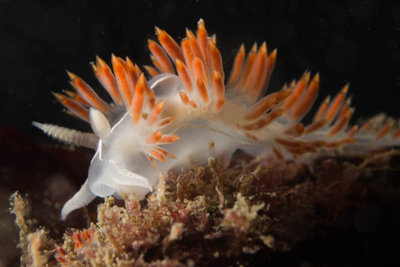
[59,66,182,219]
[33,19,400,220]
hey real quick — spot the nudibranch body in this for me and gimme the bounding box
[34,20,400,220]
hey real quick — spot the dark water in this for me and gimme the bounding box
[1,0,399,133]
[1,0,399,266]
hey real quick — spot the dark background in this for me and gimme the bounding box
[1,0,400,266]
[1,0,400,134]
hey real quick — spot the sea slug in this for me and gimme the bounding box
[33,19,400,220]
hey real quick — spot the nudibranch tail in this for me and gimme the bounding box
[34,19,400,220]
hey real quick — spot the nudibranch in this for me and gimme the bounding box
[33,19,400,220]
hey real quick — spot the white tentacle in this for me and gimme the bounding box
[32,121,99,149]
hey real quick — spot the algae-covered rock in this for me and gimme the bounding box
[10,152,400,266]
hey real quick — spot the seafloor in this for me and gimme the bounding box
[6,127,400,266]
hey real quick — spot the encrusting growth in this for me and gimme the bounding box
[10,152,399,265]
